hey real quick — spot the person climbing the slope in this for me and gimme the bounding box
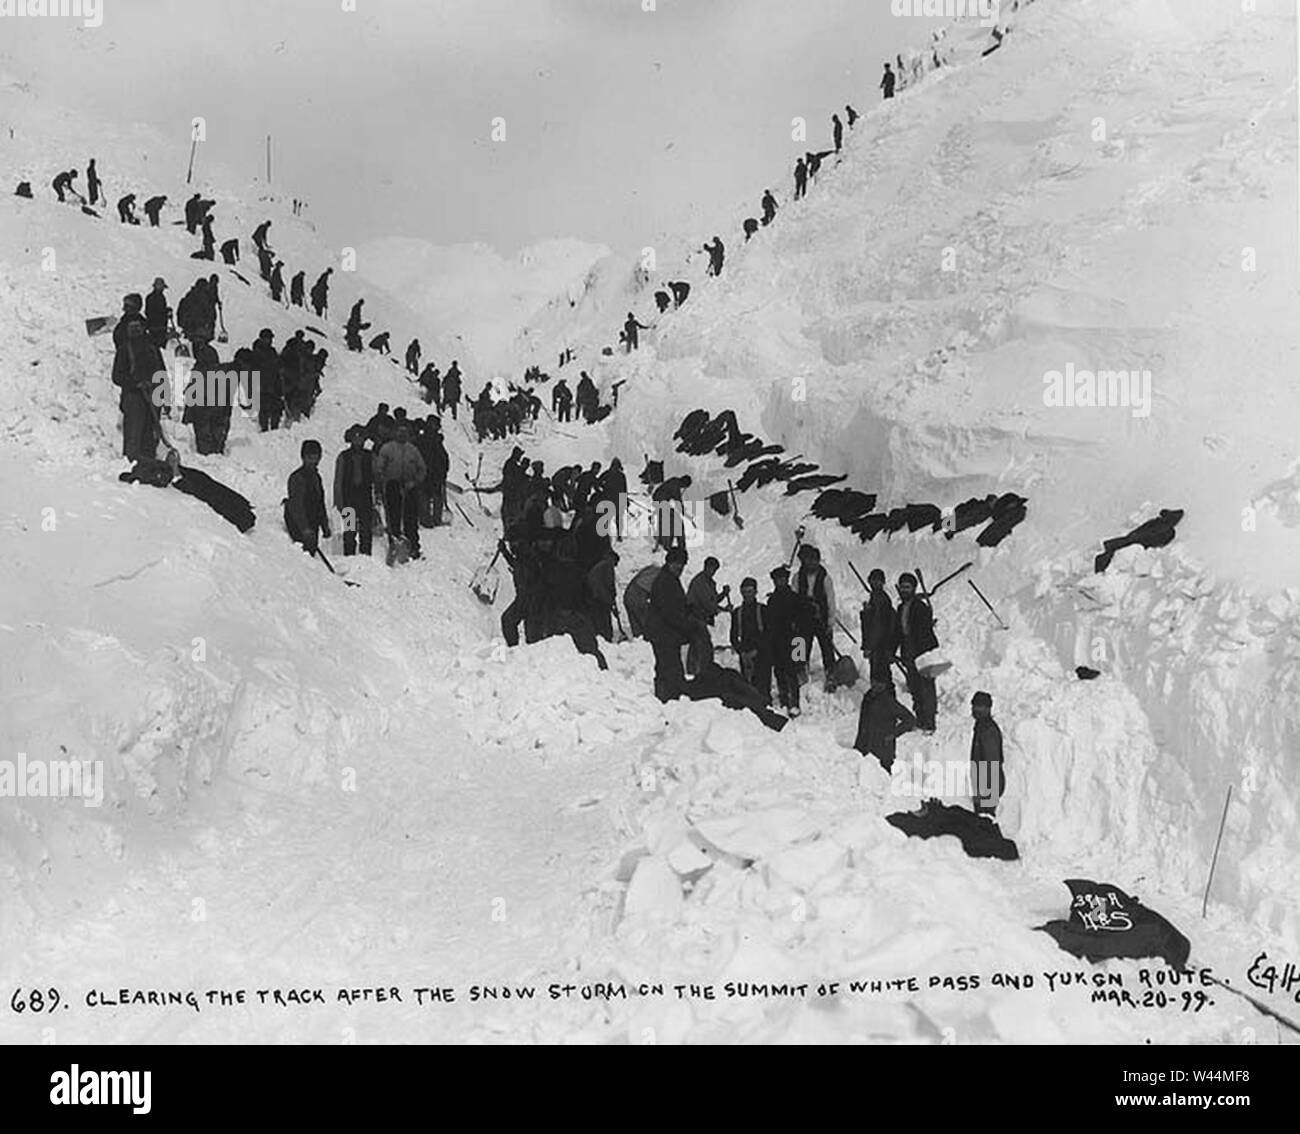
[703,236,725,277]
[310,268,332,318]
[623,312,652,352]
[761,189,778,226]
[441,360,462,418]
[880,61,896,99]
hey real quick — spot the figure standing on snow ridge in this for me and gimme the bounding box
[344,299,370,352]
[252,220,272,253]
[310,269,332,318]
[290,270,306,308]
[832,113,844,153]
[880,61,896,99]
[622,312,651,352]
[969,691,1005,817]
[418,362,441,407]
[405,338,421,376]
[116,193,139,224]
[703,236,724,277]
[761,189,777,226]
[269,261,287,304]
[793,156,808,200]
[441,361,462,418]
[144,278,172,349]
[846,103,859,128]
[284,439,331,555]
[551,377,573,423]
[86,159,102,206]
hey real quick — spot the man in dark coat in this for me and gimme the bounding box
[644,546,699,702]
[586,547,619,642]
[854,680,917,772]
[595,457,627,541]
[860,567,896,683]
[441,361,462,418]
[284,439,331,553]
[622,312,651,352]
[251,328,284,432]
[895,571,939,730]
[86,159,102,205]
[333,426,375,556]
[112,295,164,463]
[764,565,803,716]
[143,194,168,227]
[121,450,255,532]
[881,62,896,99]
[730,576,771,704]
[970,691,1005,817]
[761,189,777,225]
[310,268,332,318]
[183,338,232,455]
[144,278,171,349]
[418,363,441,407]
[289,270,306,308]
[551,378,573,422]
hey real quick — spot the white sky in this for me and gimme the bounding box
[8,0,936,255]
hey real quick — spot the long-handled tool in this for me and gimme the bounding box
[313,547,361,587]
[848,559,869,593]
[453,500,476,528]
[928,560,974,597]
[967,578,1008,629]
[787,524,807,568]
[727,478,744,530]
[470,544,502,604]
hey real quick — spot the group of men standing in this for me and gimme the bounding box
[284,408,450,563]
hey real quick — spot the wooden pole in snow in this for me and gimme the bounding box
[1201,785,1232,918]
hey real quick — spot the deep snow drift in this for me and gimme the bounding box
[1,0,1297,1044]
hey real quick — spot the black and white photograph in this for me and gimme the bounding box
[1,0,1297,1085]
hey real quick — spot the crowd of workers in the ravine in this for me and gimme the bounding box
[73,1,1017,817]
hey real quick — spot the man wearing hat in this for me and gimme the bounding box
[111,294,164,463]
[970,691,1005,817]
[795,545,840,691]
[644,546,700,702]
[333,425,375,557]
[765,565,804,716]
[895,571,940,731]
[145,278,171,349]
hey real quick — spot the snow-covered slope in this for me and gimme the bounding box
[355,237,610,375]
[1,0,1296,1046]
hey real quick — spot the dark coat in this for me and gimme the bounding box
[895,595,939,659]
[854,685,917,770]
[645,566,694,645]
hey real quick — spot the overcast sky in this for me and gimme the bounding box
[10,0,935,256]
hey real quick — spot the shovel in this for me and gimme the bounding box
[314,547,360,587]
[787,524,807,568]
[471,545,503,604]
[727,479,744,529]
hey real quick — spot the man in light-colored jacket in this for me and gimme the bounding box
[375,423,427,560]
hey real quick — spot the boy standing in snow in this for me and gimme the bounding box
[285,440,331,555]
